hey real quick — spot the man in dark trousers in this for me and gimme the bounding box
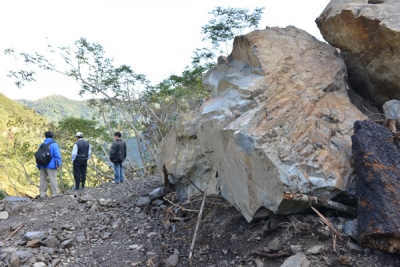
[109,131,127,184]
[71,132,91,190]
[37,131,62,198]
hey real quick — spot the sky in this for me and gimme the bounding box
[0,0,330,101]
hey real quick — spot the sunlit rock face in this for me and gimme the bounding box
[157,26,366,221]
[316,0,400,107]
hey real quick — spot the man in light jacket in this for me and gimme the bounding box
[37,131,62,198]
[71,132,91,190]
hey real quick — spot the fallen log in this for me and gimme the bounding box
[352,120,400,253]
[283,192,356,215]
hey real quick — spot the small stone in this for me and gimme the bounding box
[26,239,42,247]
[14,250,34,260]
[346,242,363,254]
[290,245,302,254]
[59,239,73,249]
[76,235,85,243]
[112,221,119,229]
[129,244,139,250]
[147,232,157,238]
[315,226,331,241]
[255,258,265,267]
[152,199,164,206]
[23,231,46,241]
[10,253,20,266]
[102,232,111,239]
[99,198,113,206]
[280,253,311,267]
[364,247,373,255]
[268,237,282,251]
[136,196,151,207]
[339,256,352,266]
[165,254,179,267]
[33,262,46,267]
[0,211,9,220]
[322,256,332,266]
[305,245,324,255]
[42,236,60,249]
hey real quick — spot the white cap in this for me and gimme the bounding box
[75,132,83,137]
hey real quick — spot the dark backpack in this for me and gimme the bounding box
[115,142,124,163]
[35,141,54,165]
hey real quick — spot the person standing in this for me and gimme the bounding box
[37,131,62,198]
[109,131,127,184]
[71,132,91,190]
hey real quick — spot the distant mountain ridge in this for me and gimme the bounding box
[17,95,97,122]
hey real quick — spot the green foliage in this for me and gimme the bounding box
[201,6,265,54]
[0,189,7,200]
[17,95,97,123]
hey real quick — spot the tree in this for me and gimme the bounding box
[5,39,157,164]
[201,6,265,55]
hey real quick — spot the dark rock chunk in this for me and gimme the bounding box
[352,120,400,253]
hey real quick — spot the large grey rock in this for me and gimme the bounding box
[158,27,366,222]
[316,0,400,107]
[201,27,365,221]
[280,253,311,267]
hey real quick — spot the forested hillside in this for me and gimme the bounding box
[0,93,48,197]
[17,95,97,122]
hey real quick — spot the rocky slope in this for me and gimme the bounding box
[0,177,399,267]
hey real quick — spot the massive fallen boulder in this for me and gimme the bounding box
[352,120,400,253]
[316,0,400,107]
[158,26,367,221]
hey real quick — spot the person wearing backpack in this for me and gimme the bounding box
[109,131,127,184]
[36,131,62,198]
[71,132,91,190]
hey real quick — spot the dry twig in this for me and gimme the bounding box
[163,197,199,213]
[188,182,208,265]
[310,206,342,241]
[2,221,26,242]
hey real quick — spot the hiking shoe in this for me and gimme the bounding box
[73,187,79,191]
[112,181,119,184]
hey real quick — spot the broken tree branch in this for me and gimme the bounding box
[310,206,342,241]
[188,182,208,265]
[283,192,356,215]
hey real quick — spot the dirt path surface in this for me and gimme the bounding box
[0,176,399,267]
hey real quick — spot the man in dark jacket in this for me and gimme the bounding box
[71,132,91,190]
[37,131,62,198]
[109,131,127,184]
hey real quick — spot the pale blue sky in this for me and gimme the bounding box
[0,0,330,100]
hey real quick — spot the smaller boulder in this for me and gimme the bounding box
[305,245,324,255]
[268,237,282,252]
